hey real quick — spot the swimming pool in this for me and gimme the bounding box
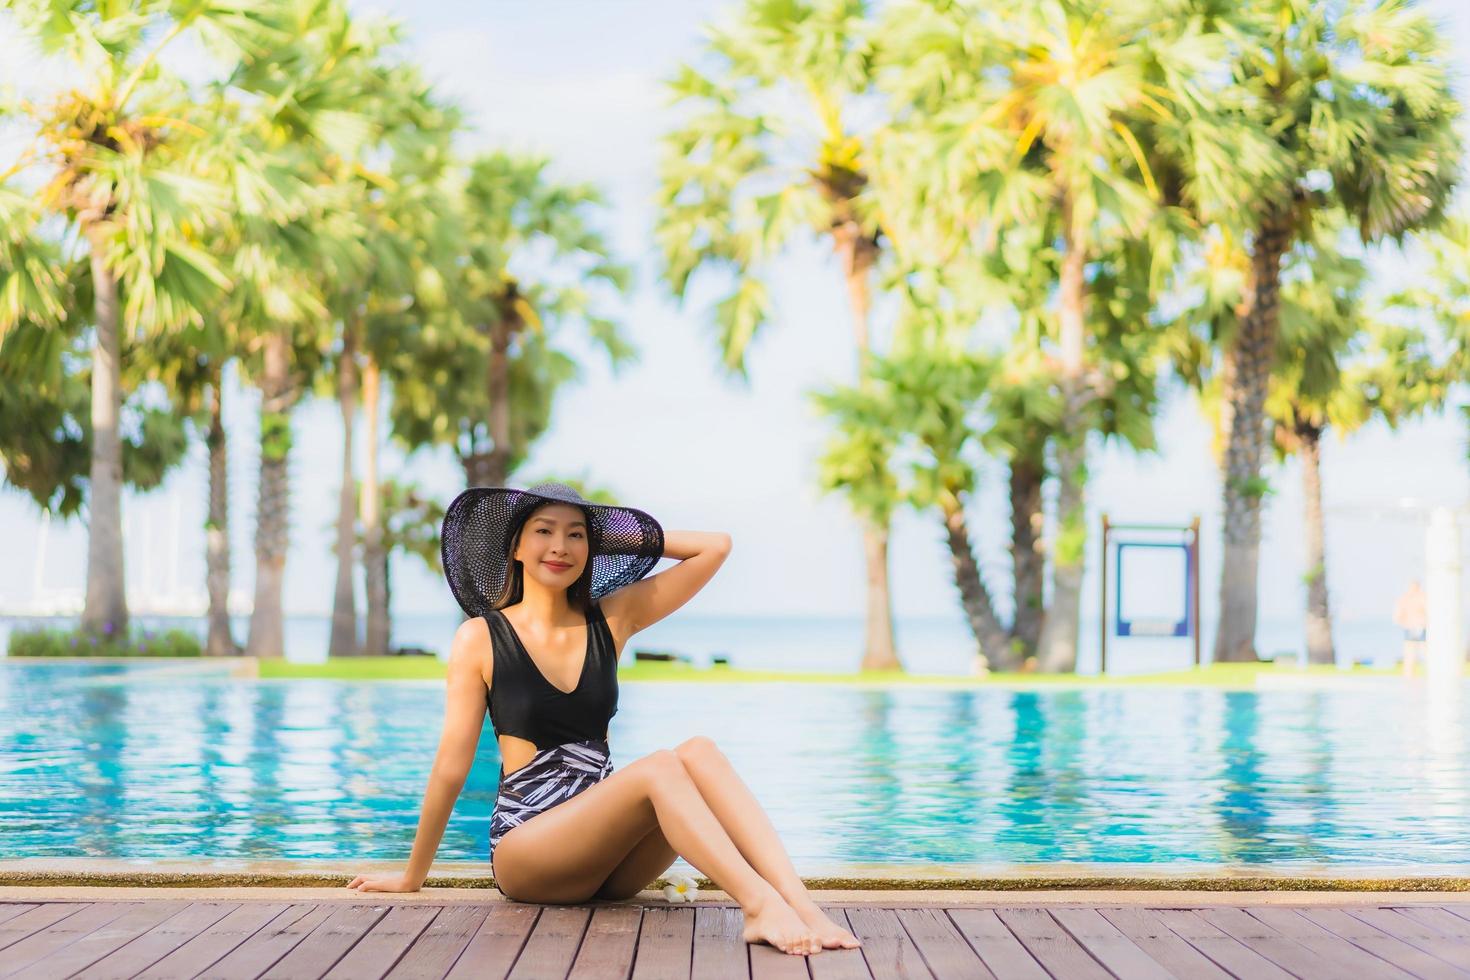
[2,661,1467,871]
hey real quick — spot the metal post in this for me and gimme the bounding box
[1190,515,1202,668]
[1100,513,1111,675]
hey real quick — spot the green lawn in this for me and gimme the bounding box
[256,657,1397,686]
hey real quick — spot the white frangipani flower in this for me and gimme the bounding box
[662,871,698,903]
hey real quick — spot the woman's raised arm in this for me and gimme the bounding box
[601,529,731,644]
[348,617,490,892]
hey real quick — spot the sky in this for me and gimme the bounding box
[1,0,1469,658]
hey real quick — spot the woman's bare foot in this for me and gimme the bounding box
[791,899,862,949]
[742,894,824,955]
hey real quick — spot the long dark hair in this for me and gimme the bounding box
[492,501,597,615]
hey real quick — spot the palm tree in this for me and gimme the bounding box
[1176,215,1448,666]
[815,340,1015,671]
[133,330,241,655]
[188,125,332,659]
[4,164,245,656]
[0,185,68,341]
[354,78,460,657]
[1267,225,1377,665]
[871,0,1200,671]
[369,480,444,646]
[655,0,906,670]
[1186,0,1463,662]
[225,0,402,659]
[322,72,459,659]
[1394,214,1470,474]
[3,1,281,634]
[440,152,633,489]
[389,151,635,497]
[0,318,194,531]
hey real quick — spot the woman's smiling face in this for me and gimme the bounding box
[513,503,590,592]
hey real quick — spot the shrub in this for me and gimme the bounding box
[7,625,203,657]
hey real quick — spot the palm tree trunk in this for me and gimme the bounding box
[1299,423,1336,665]
[81,225,128,636]
[329,329,359,658]
[1008,455,1045,662]
[940,491,1016,670]
[383,542,394,643]
[835,219,899,671]
[462,452,494,489]
[205,363,236,657]
[361,355,390,657]
[246,329,293,659]
[1215,209,1293,663]
[485,310,514,487]
[859,523,898,670]
[1036,207,1087,673]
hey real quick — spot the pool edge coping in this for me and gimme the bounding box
[3,866,1468,892]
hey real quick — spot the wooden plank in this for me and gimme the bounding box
[135,903,297,979]
[1095,908,1232,980]
[690,906,746,980]
[503,905,591,980]
[200,904,335,980]
[9,901,189,980]
[0,901,137,977]
[1050,907,1174,980]
[71,903,240,980]
[748,941,807,980]
[261,903,390,980]
[944,909,1046,980]
[0,905,39,929]
[387,904,491,980]
[631,906,695,980]
[1149,909,1295,980]
[845,907,931,979]
[944,909,1047,980]
[1297,907,1468,980]
[809,907,870,980]
[1347,908,1470,973]
[0,902,90,955]
[568,906,641,980]
[1245,907,1416,980]
[896,908,994,979]
[994,908,1111,980]
[1400,908,1470,939]
[1199,906,1365,980]
[321,905,441,980]
[443,905,539,980]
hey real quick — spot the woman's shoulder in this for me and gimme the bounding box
[451,615,495,689]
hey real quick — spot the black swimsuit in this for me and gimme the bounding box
[485,603,619,874]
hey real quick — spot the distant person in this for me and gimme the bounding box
[345,482,859,957]
[1393,580,1428,677]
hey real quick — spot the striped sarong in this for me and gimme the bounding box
[489,738,613,873]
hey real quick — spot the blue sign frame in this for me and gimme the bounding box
[1114,540,1194,638]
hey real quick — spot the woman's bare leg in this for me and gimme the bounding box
[674,736,861,949]
[592,824,678,901]
[491,748,824,955]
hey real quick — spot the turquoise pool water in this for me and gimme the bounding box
[2,661,1467,869]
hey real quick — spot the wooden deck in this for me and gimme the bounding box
[3,897,1470,979]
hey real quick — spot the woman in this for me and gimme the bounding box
[347,482,861,957]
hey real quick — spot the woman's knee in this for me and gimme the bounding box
[674,735,724,770]
[632,748,691,795]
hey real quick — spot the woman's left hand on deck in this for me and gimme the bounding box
[345,873,421,892]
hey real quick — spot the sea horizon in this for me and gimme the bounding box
[0,610,1409,676]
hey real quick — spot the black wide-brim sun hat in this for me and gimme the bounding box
[440,481,665,620]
